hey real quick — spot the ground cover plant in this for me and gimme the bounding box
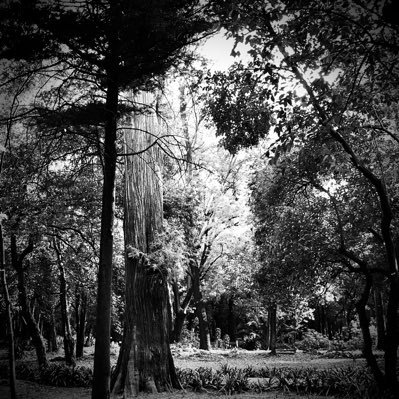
[0,344,391,398]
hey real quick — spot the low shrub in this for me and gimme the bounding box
[177,364,387,398]
[296,329,330,352]
[245,365,384,398]
[0,361,92,387]
[16,363,38,382]
[220,365,249,394]
[177,365,249,394]
[39,363,92,387]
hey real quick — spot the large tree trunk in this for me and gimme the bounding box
[1,221,16,399]
[111,92,180,397]
[92,64,119,398]
[11,235,47,368]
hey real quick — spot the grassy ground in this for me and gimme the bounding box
[0,345,375,399]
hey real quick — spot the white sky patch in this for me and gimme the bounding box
[198,30,250,71]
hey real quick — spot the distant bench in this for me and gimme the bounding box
[276,347,297,355]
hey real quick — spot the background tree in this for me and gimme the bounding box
[0,1,213,396]
[208,0,399,393]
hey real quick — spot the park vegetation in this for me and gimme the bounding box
[0,0,398,398]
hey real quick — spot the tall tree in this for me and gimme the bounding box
[111,92,180,395]
[0,2,213,396]
[208,0,399,394]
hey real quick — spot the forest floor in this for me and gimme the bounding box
[0,344,377,399]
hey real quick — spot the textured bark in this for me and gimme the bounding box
[1,223,16,399]
[111,92,180,397]
[11,235,47,368]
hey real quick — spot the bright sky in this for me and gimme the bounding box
[198,30,249,71]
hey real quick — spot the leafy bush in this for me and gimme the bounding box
[176,365,249,394]
[177,364,385,398]
[16,363,39,381]
[0,362,92,388]
[176,367,224,391]
[180,324,200,348]
[296,329,330,352]
[330,325,364,352]
[242,365,384,398]
[220,365,249,394]
[39,363,92,387]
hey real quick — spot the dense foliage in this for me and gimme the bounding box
[0,0,398,397]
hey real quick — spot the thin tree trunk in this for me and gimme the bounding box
[171,282,192,343]
[85,324,93,347]
[11,235,47,368]
[192,262,210,350]
[76,290,87,358]
[373,283,385,350]
[269,304,277,356]
[111,91,180,397]
[263,316,270,350]
[53,240,75,366]
[356,276,385,387]
[179,85,193,178]
[47,304,58,352]
[0,221,16,399]
[92,58,119,398]
[384,275,399,394]
[228,297,236,342]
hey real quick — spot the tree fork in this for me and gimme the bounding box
[11,235,47,368]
